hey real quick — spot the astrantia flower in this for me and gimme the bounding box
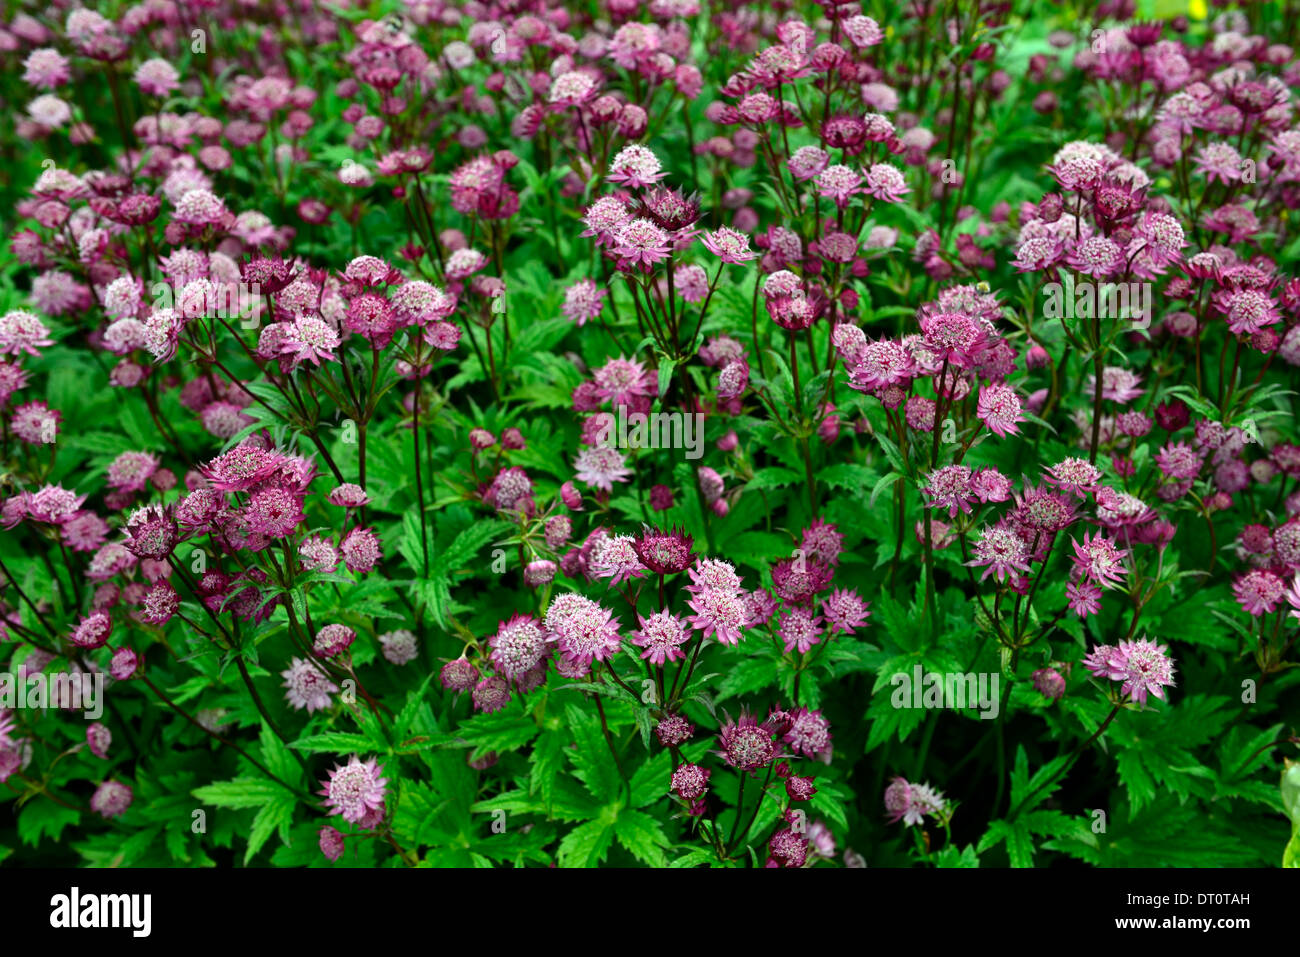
[919,311,986,368]
[922,465,975,517]
[573,446,632,492]
[1033,668,1067,700]
[788,146,829,181]
[608,144,664,188]
[1085,639,1176,706]
[1213,288,1280,337]
[548,70,598,106]
[489,614,549,681]
[246,485,305,538]
[24,484,85,526]
[139,581,180,625]
[701,227,756,263]
[485,466,533,513]
[1044,457,1102,497]
[968,525,1033,583]
[778,606,823,654]
[320,756,387,824]
[717,710,778,771]
[281,657,338,712]
[581,196,631,244]
[1193,141,1244,184]
[686,585,746,646]
[1070,531,1129,589]
[593,356,655,407]
[783,707,832,760]
[472,675,513,713]
[843,14,884,48]
[1155,441,1203,480]
[327,484,370,509]
[439,658,479,692]
[800,518,844,566]
[319,827,345,862]
[849,338,916,391]
[0,310,54,357]
[85,722,111,759]
[656,713,695,747]
[90,781,133,819]
[821,588,870,634]
[631,610,690,664]
[864,163,910,202]
[299,536,339,573]
[884,777,944,826]
[670,762,710,800]
[313,624,356,659]
[977,383,1024,438]
[23,49,70,89]
[613,218,671,270]
[134,58,180,96]
[1091,366,1145,404]
[200,442,285,492]
[562,279,606,326]
[1284,573,1300,622]
[11,401,60,444]
[379,630,419,666]
[1233,569,1285,616]
[545,593,622,669]
[633,527,695,574]
[123,506,178,561]
[281,315,340,367]
[771,556,833,605]
[70,611,112,649]
[340,527,382,573]
[814,164,863,208]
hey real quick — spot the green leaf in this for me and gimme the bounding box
[614,809,669,866]
[17,801,80,848]
[245,791,296,865]
[817,463,879,493]
[288,732,375,755]
[629,751,672,809]
[192,778,289,809]
[529,728,566,814]
[565,703,623,803]
[556,816,617,868]
[450,709,540,760]
[657,354,675,399]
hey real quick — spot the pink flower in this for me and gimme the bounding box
[863,163,910,202]
[977,383,1024,437]
[282,657,338,712]
[573,446,632,491]
[967,525,1032,582]
[545,593,622,669]
[134,58,180,96]
[607,144,664,188]
[1234,569,1285,616]
[814,165,862,208]
[320,756,388,824]
[922,465,975,517]
[1084,639,1176,706]
[1070,531,1129,589]
[631,610,690,664]
[884,777,945,827]
[701,227,756,263]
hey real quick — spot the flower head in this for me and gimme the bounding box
[320,756,388,824]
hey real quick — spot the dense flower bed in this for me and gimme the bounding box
[0,0,1298,869]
